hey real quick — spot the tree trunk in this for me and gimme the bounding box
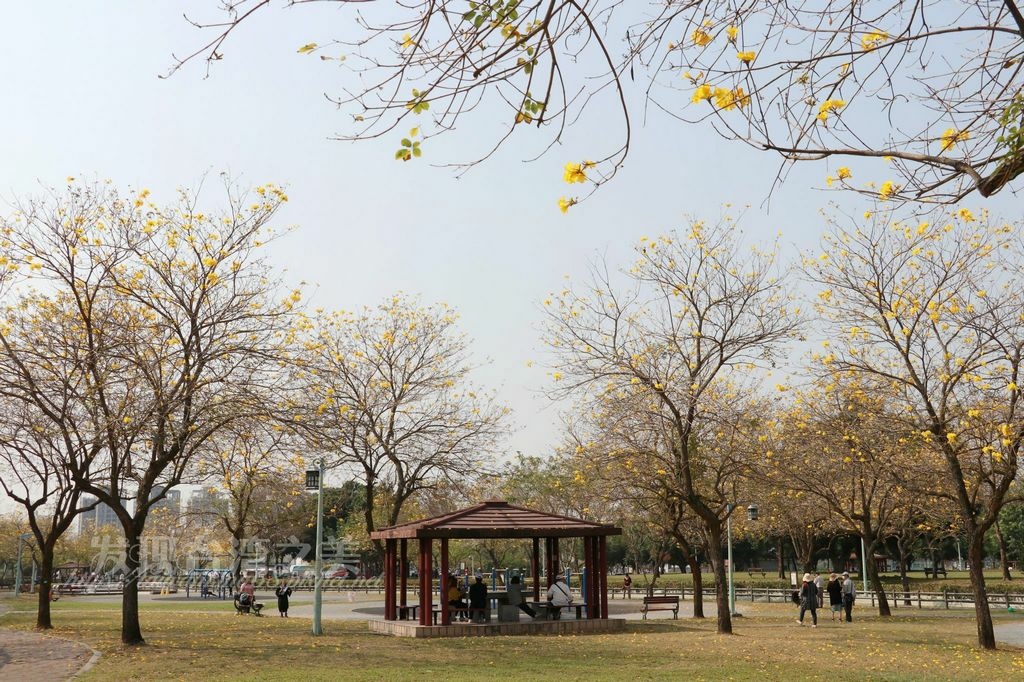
[790,529,816,574]
[897,539,911,606]
[689,555,705,618]
[776,537,785,579]
[230,529,245,588]
[966,535,996,649]
[672,532,704,618]
[863,532,890,617]
[364,477,382,556]
[995,521,1012,582]
[705,523,732,634]
[35,545,55,630]
[121,527,145,645]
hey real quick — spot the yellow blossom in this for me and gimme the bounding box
[563,162,589,184]
[691,29,712,46]
[557,197,576,214]
[955,207,975,222]
[939,128,970,151]
[861,31,888,50]
[713,87,737,110]
[691,83,713,103]
[737,51,756,64]
[816,99,846,122]
[837,166,852,180]
[879,180,898,199]
[726,25,739,41]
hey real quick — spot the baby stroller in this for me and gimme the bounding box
[234,592,264,616]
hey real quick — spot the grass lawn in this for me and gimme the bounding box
[3,600,1024,680]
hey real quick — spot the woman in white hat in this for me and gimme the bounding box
[797,573,818,627]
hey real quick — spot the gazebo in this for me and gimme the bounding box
[368,499,623,637]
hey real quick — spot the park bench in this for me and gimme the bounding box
[428,606,491,624]
[529,602,585,620]
[234,594,263,616]
[924,566,947,579]
[641,595,680,619]
[747,569,767,578]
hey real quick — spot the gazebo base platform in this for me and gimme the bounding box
[370,618,626,638]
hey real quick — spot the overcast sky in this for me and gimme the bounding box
[1,2,1018,472]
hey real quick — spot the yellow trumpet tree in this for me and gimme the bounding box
[291,295,511,553]
[543,216,801,634]
[759,378,937,616]
[0,178,298,645]
[173,1,1024,204]
[806,206,1024,648]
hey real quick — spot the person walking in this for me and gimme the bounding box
[841,571,856,622]
[622,573,632,599]
[826,572,843,622]
[274,581,293,617]
[796,573,818,627]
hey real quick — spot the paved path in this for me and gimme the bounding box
[0,629,95,681]
[0,601,98,681]
[996,621,1024,649]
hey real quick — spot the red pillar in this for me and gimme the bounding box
[399,539,408,612]
[419,539,432,626]
[532,537,541,602]
[599,535,609,619]
[552,537,560,579]
[583,535,594,618]
[440,538,450,625]
[385,539,395,620]
[544,537,554,588]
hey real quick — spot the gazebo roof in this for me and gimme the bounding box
[369,499,621,540]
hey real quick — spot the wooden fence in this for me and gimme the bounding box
[609,585,1024,610]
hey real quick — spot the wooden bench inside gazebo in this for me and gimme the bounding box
[368,499,624,638]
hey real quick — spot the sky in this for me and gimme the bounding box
[0,1,1019,472]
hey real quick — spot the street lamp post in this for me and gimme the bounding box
[727,504,736,617]
[860,537,869,594]
[13,533,31,597]
[306,458,326,636]
[727,504,759,618]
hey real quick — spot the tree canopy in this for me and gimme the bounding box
[175,0,1024,205]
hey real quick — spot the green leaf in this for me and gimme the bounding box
[297,43,318,54]
[463,11,476,21]
[474,15,485,28]
[401,138,412,147]
[412,147,422,157]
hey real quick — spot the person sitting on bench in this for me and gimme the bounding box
[545,572,573,619]
[508,575,535,617]
[447,575,469,622]
[468,574,488,622]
